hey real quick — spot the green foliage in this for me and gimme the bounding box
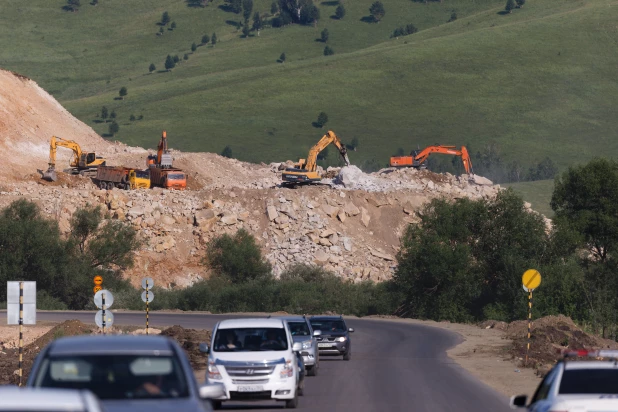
[359,157,383,173]
[201,34,210,45]
[242,24,251,38]
[448,11,457,22]
[252,12,263,31]
[165,55,175,71]
[335,4,345,19]
[221,145,233,158]
[170,21,177,30]
[321,28,329,43]
[161,11,171,25]
[211,32,217,45]
[279,52,286,63]
[278,0,319,24]
[369,1,385,22]
[316,111,328,127]
[108,121,119,135]
[226,0,242,14]
[191,42,197,52]
[395,147,405,156]
[270,1,278,14]
[392,23,417,38]
[119,86,127,99]
[37,290,68,311]
[100,106,108,120]
[204,229,272,284]
[91,0,98,5]
[350,137,359,150]
[505,0,515,13]
[242,0,254,22]
[173,55,180,63]
[129,114,136,121]
[323,45,334,55]
[64,0,81,12]
[148,63,156,73]
[159,27,165,34]
[516,0,525,7]
[184,53,189,60]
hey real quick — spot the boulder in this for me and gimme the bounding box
[370,249,395,261]
[344,202,360,217]
[361,207,371,227]
[321,204,339,218]
[320,229,335,238]
[161,215,176,225]
[221,214,238,225]
[313,250,330,265]
[471,175,493,186]
[336,165,364,187]
[267,205,279,221]
[128,207,145,218]
[342,237,352,252]
[337,209,346,223]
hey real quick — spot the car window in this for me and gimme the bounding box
[310,320,346,333]
[531,366,559,403]
[213,327,289,352]
[559,369,618,394]
[288,322,311,336]
[33,355,189,400]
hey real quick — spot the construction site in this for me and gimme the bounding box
[0,69,546,288]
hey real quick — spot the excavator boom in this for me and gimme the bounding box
[390,144,473,175]
[42,136,105,182]
[282,130,350,184]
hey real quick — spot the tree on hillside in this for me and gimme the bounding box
[159,27,165,35]
[110,110,116,120]
[253,12,263,32]
[323,45,334,56]
[242,0,254,21]
[65,0,81,12]
[149,63,156,73]
[316,111,329,127]
[242,24,251,37]
[321,28,329,42]
[191,42,197,52]
[279,52,286,63]
[161,11,171,25]
[335,4,345,19]
[184,53,189,60]
[271,1,278,14]
[225,0,242,13]
[221,145,233,158]
[201,34,210,44]
[505,0,515,13]
[101,106,108,121]
[369,1,385,22]
[165,55,175,71]
[173,55,180,63]
[516,0,525,6]
[91,0,98,5]
[108,121,119,136]
[350,137,359,151]
[129,114,136,121]
[170,21,177,30]
[212,32,218,45]
[448,11,457,22]
[118,87,127,100]
[279,0,320,24]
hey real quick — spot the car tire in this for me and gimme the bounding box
[343,351,351,361]
[307,365,317,376]
[211,401,222,410]
[285,391,298,409]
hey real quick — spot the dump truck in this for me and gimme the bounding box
[95,166,151,190]
[149,167,186,190]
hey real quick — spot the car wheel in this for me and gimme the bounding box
[307,365,317,376]
[343,351,351,361]
[211,401,222,410]
[285,391,298,409]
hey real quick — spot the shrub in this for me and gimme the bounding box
[335,4,345,19]
[201,34,210,44]
[323,46,334,56]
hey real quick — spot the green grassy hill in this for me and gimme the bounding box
[1,0,616,169]
[504,179,554,217]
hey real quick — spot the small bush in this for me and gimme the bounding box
[323,46,334,56]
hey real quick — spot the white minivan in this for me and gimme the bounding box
[201,318,303,409]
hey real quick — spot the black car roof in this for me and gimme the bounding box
[47,335,175,356]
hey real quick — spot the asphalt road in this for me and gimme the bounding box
[5,311,512,411]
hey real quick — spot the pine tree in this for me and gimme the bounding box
[164,55,175,71]
[369,1,385,22]
[109,121,119,136]
[119,87,127,99]
[161,11,170,25]
[515,0,525,7]
[201,34,210,44]
[335,4,345,19]
[505,0,515,13]
[101,106,108,121]
[211,32,218,46]
[316,112,329,127]
[191,42,197,52]
[149,63,156,73]
[171,21,177,30]
[321,28,329,43]
[279,52,286,63]
[323,46,334,56]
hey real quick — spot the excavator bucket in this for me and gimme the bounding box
[42,168,57,182]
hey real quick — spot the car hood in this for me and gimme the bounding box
[210,351,290,363]
[291,336,312,343]
[317,333,347,338]
[102,398,206,412]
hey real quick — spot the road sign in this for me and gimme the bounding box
[523,285,529,292]
[93,275,103,286]
[7,282,36,325]
[141,277,154,290]
[94,290,114,309]
[141,290,154,303]
[95,310,114,328]
[522,269,541,291]
[93,285,102,294]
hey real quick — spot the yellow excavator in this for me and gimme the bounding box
[42,136,106,182]
[282,130,350,184]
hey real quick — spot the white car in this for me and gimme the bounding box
[0,387,103,412]
[201,318,303,409]
[511,350,618,412]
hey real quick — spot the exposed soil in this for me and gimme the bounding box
[160,325,212,370]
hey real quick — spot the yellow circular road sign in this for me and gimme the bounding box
[522,269,541,290]
[94,275,103,286]
[93,285,102,294]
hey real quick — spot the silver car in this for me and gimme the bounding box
[0,387,103,412]
[278,316,321,376]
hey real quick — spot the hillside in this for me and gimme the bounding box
[504,179,554,217]
[0,0,616,174]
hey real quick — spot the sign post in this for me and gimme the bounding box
[141,278,154,335]
[93,275,103,295]
[522,269,542,366]
[94,289,114,335]
[7,281,36,387]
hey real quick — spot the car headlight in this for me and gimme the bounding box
[208,361,222,380]
[302,340,312,350]
[280,359,294,378]
[335,337,347,342]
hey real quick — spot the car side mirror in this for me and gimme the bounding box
[292,342,302,352]
[199,343,210,354]
[348,327,354,333]
[509,395,527,408]
[199,383,225,399]
[313,330,321,337]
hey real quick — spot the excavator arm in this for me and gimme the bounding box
[303,131,350,173]
[42,136,104,182]
[48,136,83,169]
[390,144,473,175]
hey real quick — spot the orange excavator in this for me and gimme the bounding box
[146,131,187,190]
[390,145,473,175]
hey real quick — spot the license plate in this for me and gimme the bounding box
[237,385,264,392]
[318,343,333,348]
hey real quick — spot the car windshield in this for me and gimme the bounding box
[213,327,289,352]
[288,321,311,336]
[167,174,184,180]
[310,320,346,333]
[559,369,618,394]
[135,170,149,178]
[32,355,189,400]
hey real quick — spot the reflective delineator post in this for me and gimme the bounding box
[102,293,106,335]
[18,281,23,387]
[525,291,533,366]
[146,284,149,336]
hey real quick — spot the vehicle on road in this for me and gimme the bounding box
[202,317,304,409]
[0,387,103,412]
[309,315,354,360]
[26,335,224,412]
[278,315,321,376]
[511,349,618,411]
